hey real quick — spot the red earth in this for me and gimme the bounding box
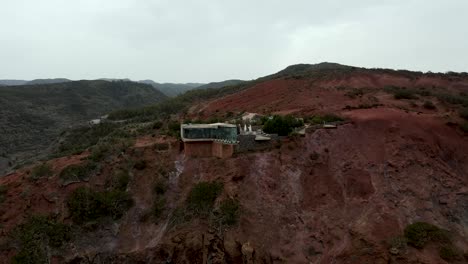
[1,68,468,263]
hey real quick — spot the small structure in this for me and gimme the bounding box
[89,119,101,126]
[180,123,238,158]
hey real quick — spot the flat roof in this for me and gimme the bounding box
[181,122,236,129]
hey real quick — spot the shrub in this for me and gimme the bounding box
[154,181,167,195]
[394,90,417,100]
[60,162,97,183]
[423,101,436,110]
[67,187,133,224]
[152,121,163,129]
[439,245,462,262]
[11,216,72,263]
[388,236,407,255]
[88,143,110,162]
[436,93,468,106]
[459,108,468,120]
[152,197,165,219]
[187,181,223,214]
[55,123,120,157]
[30,163,52,180]
[345,88,364,98]
[310,114,344,124]
[404,222,450,248]
[133,159,147,170]
[154,143,169,151]
[219,198,240,226]
[114,170,130,191]
[461,122,468,133]
[263,115,304,136]
[0,185,7,204]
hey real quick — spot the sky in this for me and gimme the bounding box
[1,0,468,83]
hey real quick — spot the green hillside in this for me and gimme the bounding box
[0,80,167,172]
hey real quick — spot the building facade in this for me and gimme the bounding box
[180,123,238,158]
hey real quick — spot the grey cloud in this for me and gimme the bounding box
[1,0,467,82]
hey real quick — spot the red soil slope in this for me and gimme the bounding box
[2,109,466,263]
[195,71,468,117]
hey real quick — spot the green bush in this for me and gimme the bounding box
[88,143,110,162]
[114,170,130,191]
[439,245,462,262]
[187,181,223,214]
[423,101,436,110]
[459,108,468,120]
[461,122,468,133]
[394,90,417,100]
[67,187,133,224]
[55,123,120,157]
[404,222,450,248]
[310,114,344,124]
[0,185,7,204]
[384,86,418,100]
[30,163,52,180]
[60,162,97,183]
[133,159,147,170]
[436,93,468,106]
[345,88,364,98]
[263,115,304,136]
[11,216,72,264]
[219,198,240,226]
[154,181,167,195]
[388,236,408,254]
[152,197,165,219]
[152,121,163,129]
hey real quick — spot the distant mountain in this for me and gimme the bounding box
[0,80,167,172]
[27,78,72,85]
[0,78,71,86]
[0,80,28,86]
[139,80,203,97]
[98,78,132,82]
[195,79,246,90]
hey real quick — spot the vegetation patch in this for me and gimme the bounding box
[67,186,133,224]
[308,114,344,124]
[262,115,304,136]
[133,159,147,170]
[113,169,130,191]
[0,185,7,204]
[60,162,97,183]
[55,123,121,157]
[345,88,365,98]
[388,236,408,255]
[30,163,53,180]
[187,181,223,214]
[218,198,240,226]
[436,93,468,106]
[11,216,72,264]
[383,86,434,100]
[459,108,468,120]
[461,122,468,133]
[423,101,436,110]
[439,245,463,262]
[404,222,451,248]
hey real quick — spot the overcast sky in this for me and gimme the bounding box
[1,0,467,83]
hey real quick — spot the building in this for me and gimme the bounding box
[180,123,238,158]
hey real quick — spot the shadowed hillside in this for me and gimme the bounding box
[0,80,167,173]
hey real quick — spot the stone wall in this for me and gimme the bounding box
[212,141,234,158]
[184,141,235,158]
[184,141,213,157]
